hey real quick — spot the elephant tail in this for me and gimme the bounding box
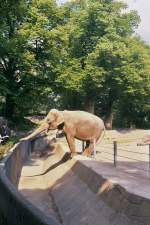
[96,126,106,145]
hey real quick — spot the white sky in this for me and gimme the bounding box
[57,0,150,44]
[123,0,150,44]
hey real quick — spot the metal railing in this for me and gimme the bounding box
[113,141,150,168]
[81,139,150,173]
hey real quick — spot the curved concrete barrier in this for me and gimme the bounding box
[0,140,59,225]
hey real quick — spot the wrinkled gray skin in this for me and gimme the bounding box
[24,109,105,157]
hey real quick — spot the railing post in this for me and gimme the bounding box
[114,141,117,167]
[149,144,150,172]
[93,139,96,158]
[82,141,85,152]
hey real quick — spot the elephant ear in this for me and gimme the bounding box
[50,109,64,126]
[50,109,58,113]
[50,109,60,119]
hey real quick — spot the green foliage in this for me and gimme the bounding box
[0,0,64,118]
[116,38,150,127]
[56,0,149,127]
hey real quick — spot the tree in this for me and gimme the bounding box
[115,38,150,128]
[0,0,64,118]
[0,0,149,130]
[0,0,28,118]
[17,0,65,115]
[56,0,140,119]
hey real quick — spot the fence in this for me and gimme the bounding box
[81,138,150,173]
[96,140,150,174]
[113,141,150,168]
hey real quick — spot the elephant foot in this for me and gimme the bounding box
[82,148,92,157]
[70,152,77,158]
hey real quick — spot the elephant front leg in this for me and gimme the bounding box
[65,135,77,158]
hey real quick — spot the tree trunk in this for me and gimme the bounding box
[85,99,95,114]
[105,112,113,130]
[105,101,113,130]
[5,94,15,119]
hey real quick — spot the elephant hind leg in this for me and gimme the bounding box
[82,148,92,156]
[85,140,90,148]
[82,140,94,157]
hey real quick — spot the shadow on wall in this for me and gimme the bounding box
[25,152,71,177]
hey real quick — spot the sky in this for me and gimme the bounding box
[123,0,150,44]
[57,0,150,44]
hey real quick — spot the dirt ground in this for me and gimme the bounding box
[103,129,150,143]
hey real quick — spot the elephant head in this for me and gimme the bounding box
[23,109,64,141]
[45,109,64,130]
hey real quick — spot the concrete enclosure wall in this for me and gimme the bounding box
[0,140,59,225]
[1,135,150,225]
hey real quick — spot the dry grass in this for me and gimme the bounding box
[0,137,19,159]
[0,117,37,160]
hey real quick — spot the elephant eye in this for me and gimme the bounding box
[47,118,51,123]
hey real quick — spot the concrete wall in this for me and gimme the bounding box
[0,140,59,225]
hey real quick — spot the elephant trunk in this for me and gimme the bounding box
[25,122,49,141]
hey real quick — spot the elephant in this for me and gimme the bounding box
[23,109,105,157]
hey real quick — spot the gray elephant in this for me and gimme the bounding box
[23,109,105,157]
